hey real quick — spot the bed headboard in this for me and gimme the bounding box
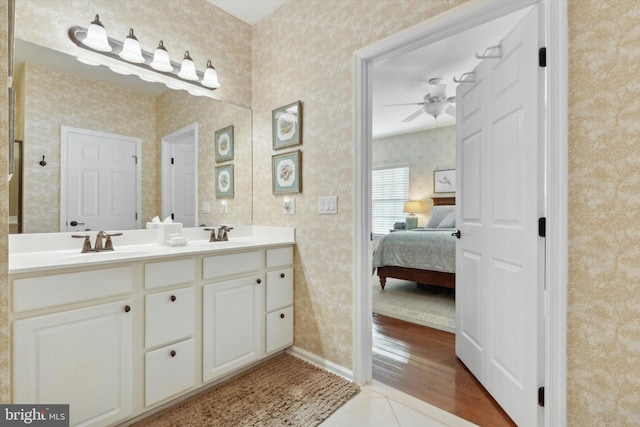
[432,196,455,206]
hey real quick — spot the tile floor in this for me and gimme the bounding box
[322,380,478,427]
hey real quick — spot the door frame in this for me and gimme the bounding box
[161,123,198,226]
[352,1,568,426]
[60,126,142,231]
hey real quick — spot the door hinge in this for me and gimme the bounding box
[171,157,174,165]
[171,213,175,220]
[539,47,547,67]
[132,155,138,165]
[538,386,545,407]
[135,212,138,220]
[538,217,546,237]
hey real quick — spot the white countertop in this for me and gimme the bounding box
[9,226,295,275]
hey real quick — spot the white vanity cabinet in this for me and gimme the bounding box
[202,251,264,382]
[12,267,136,427]
[265,247,295,353]
[143,258,197,406]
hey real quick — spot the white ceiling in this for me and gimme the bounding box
[372,7,530,138]
[206,0,288,25]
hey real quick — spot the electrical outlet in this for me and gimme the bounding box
[283,198,296,214]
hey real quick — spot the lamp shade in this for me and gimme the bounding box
[201,60,220,88]
[178,51,198,81]
[82,15,112,52]
[119,28,144,63]
[150,40,173,72]
[403,201,424,214]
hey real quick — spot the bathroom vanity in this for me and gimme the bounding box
[8,226,295,426]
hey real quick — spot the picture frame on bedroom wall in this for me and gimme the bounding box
[434,169,456,193]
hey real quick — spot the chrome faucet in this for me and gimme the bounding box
[72,231,123,253]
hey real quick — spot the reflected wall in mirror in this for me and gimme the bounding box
[13,44,252,233]
[9,140,23,233]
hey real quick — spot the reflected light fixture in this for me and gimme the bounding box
[119,28,144,63]
[69,15,221,98]
[81,15,112,52]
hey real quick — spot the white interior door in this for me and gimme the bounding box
[61,126,140,232]
[455,5,544,426]
[162,124,197,227]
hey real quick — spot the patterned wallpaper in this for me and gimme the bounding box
[373,126,456,227]
[156,90,253,226]
[567,1,640,425]
[251,0,466,371]
[20,64,157,232]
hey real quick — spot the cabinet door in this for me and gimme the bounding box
[145,339,196,407]
[14,300,134,427]
[202,275,264,382]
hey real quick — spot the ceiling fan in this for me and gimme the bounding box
[383,78,456,122]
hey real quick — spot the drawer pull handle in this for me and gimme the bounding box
[124,305,131,313]
[256,278,262,284]
[170,295,177,302]
[280,313,285,319]
[280,273,286,278]
[170,350,176,357]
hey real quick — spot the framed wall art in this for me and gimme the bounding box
[272,100,302,150]
[434,169,456,193]
[215,125,234,162]
[272,150,302,194]
[215,164,234,198]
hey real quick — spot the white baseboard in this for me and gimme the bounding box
[286,346,354,382]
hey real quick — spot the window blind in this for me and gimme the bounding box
[372,166,409,235]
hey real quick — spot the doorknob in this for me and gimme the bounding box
[69,220,86,227]
[452,230,461,239]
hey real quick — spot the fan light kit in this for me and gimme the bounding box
[383,77,456,122]
[68,15,220,98]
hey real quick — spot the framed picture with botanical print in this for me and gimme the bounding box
[215,125,234,162]
[272,100,302,150]
[272,150,302,194]
[215,164,234,198]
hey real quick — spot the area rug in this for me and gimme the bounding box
[372,277,456,333]
[134,353,359,427]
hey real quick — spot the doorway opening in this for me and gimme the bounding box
[353,1,568,426]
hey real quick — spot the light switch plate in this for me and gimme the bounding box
[318,196,338,214]
[283,198,296,214]
[202,201,211,213]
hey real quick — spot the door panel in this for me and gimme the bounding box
[456,5,544,426]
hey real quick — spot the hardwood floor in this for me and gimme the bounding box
[372,313,516,427]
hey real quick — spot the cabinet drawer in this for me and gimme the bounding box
[145,258,194,290]
[266,268,293,312]
[13,266,134,312]
[145,287,195,349]
[266,306,293,353]
[202,251,261,280]
[145,338,196,406]
[266,247,293,268]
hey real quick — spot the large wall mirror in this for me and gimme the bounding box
[11,39,252,234]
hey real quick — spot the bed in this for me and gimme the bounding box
[373,197,456,290]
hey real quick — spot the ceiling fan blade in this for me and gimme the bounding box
[445,105,456,117]
[401,108,425,123]
[383,102,425,108]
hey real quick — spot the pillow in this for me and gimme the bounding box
[425,205,455,228]
[437,211,456,228]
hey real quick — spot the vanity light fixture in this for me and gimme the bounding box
[118,29,144,63]
[68,15,221,98]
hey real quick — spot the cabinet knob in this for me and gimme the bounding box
[280,313,285,319]
[170,350,176,357]
[280,273,285,278]
[170,295,177,302]
[256,278,262,284]
[124,305,131,313]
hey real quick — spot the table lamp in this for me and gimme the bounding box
[403,200,424,230]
